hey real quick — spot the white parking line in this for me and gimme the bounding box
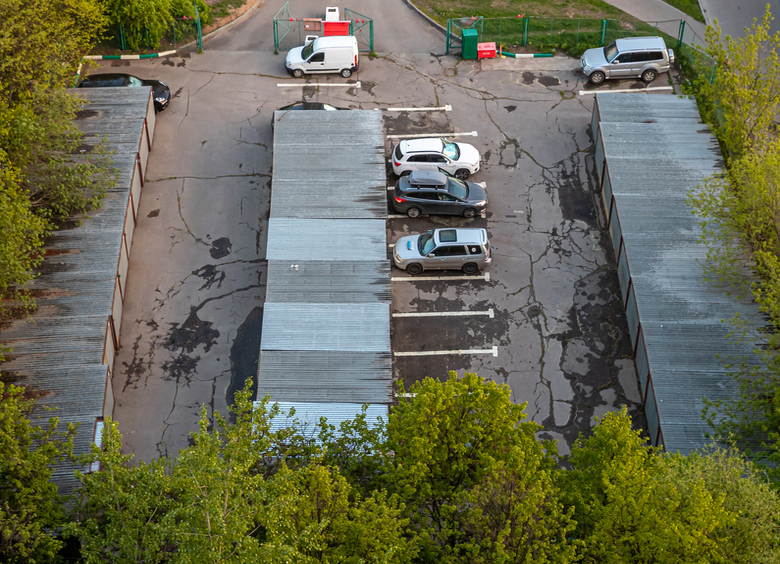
[277,82,360,88]
[393,308,494,318]
[577,86,673,96]
[385,105,452,112]
[387,214,406,219]
[386,131,478,139]
[394,346,498,357]
[391,273,490,282]
[387,186,394,191]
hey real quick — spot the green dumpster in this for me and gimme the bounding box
[462,28,478,59]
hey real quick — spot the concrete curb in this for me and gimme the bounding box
[402,0,455,41]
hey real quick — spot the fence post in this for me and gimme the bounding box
[273,20,279,54]
[119,24,126,51]
[678,20,686,48]
[600,19,607,45]
[370,20,374,52]
[576,19,581,44]
[145,26,150,48]
[523,17,528,47]
[446,19,451,54]
[172,22,176,47]
[498,18,502,47]
[193,0,203,52]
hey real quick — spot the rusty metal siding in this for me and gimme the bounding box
[592,93,759,455]
[0,88,154,494]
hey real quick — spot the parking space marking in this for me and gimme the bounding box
[391,273,490,282]
[277,82,360,88]
[387,214,406,219]
[386,131,478,139]
[577,86,673,95]
[394,346,498,357]
[393,308,494,318]
[384,105,452,112]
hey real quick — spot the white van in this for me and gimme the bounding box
[285,36,359,79]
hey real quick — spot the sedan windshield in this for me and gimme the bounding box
[418,233,436,255]
[604,42,619,63]
[441,140,460,161]
[446,178,468,200]
[302,42,315,60]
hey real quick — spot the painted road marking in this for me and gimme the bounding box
[393,308,494,318]
[578,86,673,95]
[384,105,452,112]
[391,272,490,282]
[386,131,478,139]
[394,346,498,357]
[387,186,394,191]
[277,81,360,88]
[387,214,406,219]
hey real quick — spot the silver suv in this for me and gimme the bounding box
[393,228,491,275]
[580,36,674,84]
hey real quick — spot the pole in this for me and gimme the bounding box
[678,20,686,48]
[193,1,203,52]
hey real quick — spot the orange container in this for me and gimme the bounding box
[477,42,497,59]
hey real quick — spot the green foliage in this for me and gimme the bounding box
[562,409,734,564]
[104,0,212,51]
[387,372,576,563]
[0,0,107,104]
[171,0,212,26]
[0,382,76,564]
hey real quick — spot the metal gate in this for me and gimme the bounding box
[273,4,374,54]
[345,8,374,52]
[446,16,483,54]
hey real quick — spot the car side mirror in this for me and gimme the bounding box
[427,253,435,258]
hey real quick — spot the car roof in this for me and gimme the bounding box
[614,36,666,51]
[408,170,448,186]
[399,138,445,154]
[434,228,487,245]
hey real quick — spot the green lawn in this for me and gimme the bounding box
[662,0,705,23]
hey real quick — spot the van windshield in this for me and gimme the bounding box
[302,42,315,60]
[604,42,618,63]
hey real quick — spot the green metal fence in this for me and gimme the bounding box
[274,3,374,54]
[446,16,692,55]
[345,8,374,52]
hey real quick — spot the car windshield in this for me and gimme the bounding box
[441,140,460,161]
[302,42,315,60]
[446,178,468,199]
[604,42,619,63]
[418,233,436,255]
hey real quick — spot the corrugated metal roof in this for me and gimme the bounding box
[265,260,391,303]
[594,93,761,455]
[266,218,388,261]
[259,400,388,440]
[259,111,392,419]
[0,88,152,494]
[261,302,390,352]
[257,350,392,403]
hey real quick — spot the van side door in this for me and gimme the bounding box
[307,51,326,73]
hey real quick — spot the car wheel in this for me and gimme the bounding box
[407,207,421,218]
[455,169,470,180]
[341,68,352,78]
[399,170,411,177]
[407,263,423,275]
[462,208,476,219]
[293,69,304,79]
[642,69,657,83]
[589,71,605,84]
[462,263,478,275]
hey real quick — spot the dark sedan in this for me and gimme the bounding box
[78,73,171,112]
[393,170,488,218]
[272,101,349,128]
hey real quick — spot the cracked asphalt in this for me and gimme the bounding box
[106,5,652,462]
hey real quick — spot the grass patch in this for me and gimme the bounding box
[412,0,634,22]
[209,0,245,20]
[661,0,705,23]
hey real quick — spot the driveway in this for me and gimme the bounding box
[109,1,649,462]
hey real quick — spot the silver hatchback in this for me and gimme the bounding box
[393,228,491,275]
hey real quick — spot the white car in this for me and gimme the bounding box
[391,138,481,180]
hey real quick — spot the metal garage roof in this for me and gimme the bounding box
[265,218,387,261]
[0,87,153,494]
[265,260,391,303]
[257,350,392,404]
[259,110,392,417]
[593,93,761,455]
[261,401,388,441]
[271,110,386,219]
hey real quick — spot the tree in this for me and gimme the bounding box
[694,5,780,158]
[562,409,734,564]
[386,372,576,563]
[659,448,780,564]
[68,383,412,563]
[0,382,75,564]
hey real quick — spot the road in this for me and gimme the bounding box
[699,0,780,40]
